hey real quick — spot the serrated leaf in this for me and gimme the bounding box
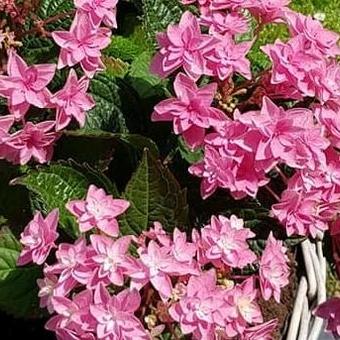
[128,52,167,98]
[141,0,184,46]
[84,73,129,133]
[0,227,41,318]
[13,164,89,238]
[120,150,188,235]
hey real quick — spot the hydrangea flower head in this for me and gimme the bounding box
[152,72,226,149]
[66,184,130,237]
[17,209,59,266]
[0,50,55,119]
[314,298,340,338]
[259,232,290,302]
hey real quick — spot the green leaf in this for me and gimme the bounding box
[120,149,188,235]
[128,51,167,98]
[178,137,203,164]
[13,164,88,238]
[141,0,184,46]
[84,73,129,133]
[0,227,41,318]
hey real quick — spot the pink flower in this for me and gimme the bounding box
[66,184,129,237]
[200,11,249,36]
[152,73,226,149]
[150,11,218,80]
[0,115,14,158]
[52,11,111,78]
[0,50,55,119]
[241,319,278,340]
[17,209,59,266]
[169,269,227,339]
[247,0,290,23]
[201,215,256,268]
[88,234,132,288]
[46,238,94,288]
[189,144,235,199]
[6,120,58,165]
[259,232,290,303]
[205,34,252,80]
[129,241,196,301]
[314,298,340,337]
[74,0,118,28]
[285,11,340,57]
[50,69,95,131]
[171,228,197,264]
[90,283,149,339]
[46,289,96,338]
[224,278,263,336]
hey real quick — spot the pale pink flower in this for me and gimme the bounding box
[211,0,252,11]
[188,144,234,199]
[46,289,96,338]
[90,283,149,339]
[171,228,197,264]
[200,11,249,36]
[0,50,55,119]
[169,269,228,339]
[50,69,95,131]
[314,298,340,338]
[285,11,340,57]
[150,11,218,80]
[52,11,111,78]
[0,115,14,158]
[6,120,58,165]
[66,184,129,237]
[46,238,94,288]
[152,72,226,149]
[88,234,131,288]
[201,215,256,268]
[224,278,263,336]
[129,241,196,301]
[248,0,290,23]
[17,209,59,266]
[206,34,252,80]
[259,232,290,303]
[74,0,118,28]
[241,319,278,340]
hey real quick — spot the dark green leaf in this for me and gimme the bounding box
[0,227,41,318]
[120,149,188,235]
[178,137,203,164]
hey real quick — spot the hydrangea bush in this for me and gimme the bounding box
[0,0,340,339]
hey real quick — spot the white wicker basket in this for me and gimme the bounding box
[286,238,327,340]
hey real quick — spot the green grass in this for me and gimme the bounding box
[248,0,340,70]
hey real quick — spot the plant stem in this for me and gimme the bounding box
[264,185,280,202]
[275,166,289,185]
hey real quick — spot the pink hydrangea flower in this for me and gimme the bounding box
[200,11,249,36]
[50,69,95,131]
[66,184,130,237]
[74,0,118,28]
[129,240,196,301]
[314,298,340,338]
[52,11,111,78]
[46,289,96,339]
[0,115,14,158]
[171,228,197,264]
[224,277,263,336]
[150,11,218,80]
[169,269,228,339]
[259,232,290,303]
[17,209,59,266]
[285,11,340,57]
[241,319,278,340]
[5,120,58,165]
[0,50,55,119]
[247,0,290,23]
[88,234,132,288]
[205,34,252,80]
[201,215,256,268]
[90,283,149,339]
[45,238,94,289]
[152,72,226,149]
[189,144,234,199]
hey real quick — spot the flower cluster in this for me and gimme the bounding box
[17,184,289,339]
[0,0,118,165]
[151,1,340,239]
